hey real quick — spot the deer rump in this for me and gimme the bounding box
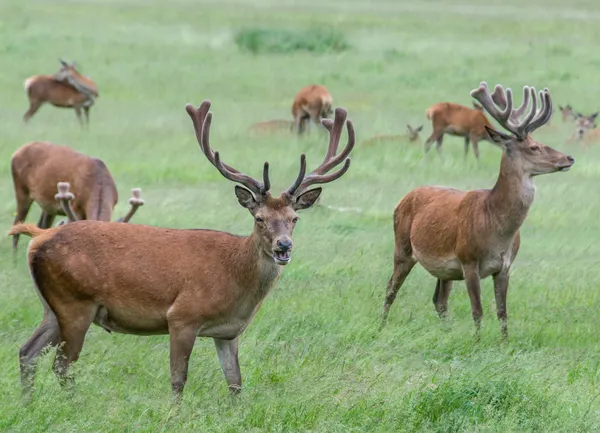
[28,221,265,340]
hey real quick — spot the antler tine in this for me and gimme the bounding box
[55,182,79,223]
[314,114,355,176]
[186,101,269,197]
[321,108,347,163]
[117,188,145,223]
[293,158,351,192]
[285,154,307,196]
[471,81,521,136]
[511,86,532,122]
[524,88,553,135]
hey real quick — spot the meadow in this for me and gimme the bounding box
[1,0,600,431]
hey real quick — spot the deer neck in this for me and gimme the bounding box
[236,233,283,300]
[487,153,535,237]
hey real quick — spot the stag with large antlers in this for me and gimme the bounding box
[381,82,574,337]
[10,141,143,252]
[9,101,355,401]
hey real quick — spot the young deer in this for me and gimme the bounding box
[363,124,423,145]
[382,82,574,338]
[10,141,143,251]
[248,119,294,134]
[10,101,355,400]
[292,84,333,135]
[23,59,99,125]
[424,101,500,161]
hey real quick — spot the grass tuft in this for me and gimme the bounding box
[234,27,350,54]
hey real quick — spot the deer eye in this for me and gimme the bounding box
[530,145,540,152]
[292,217,299,224]
[255,217,264,223]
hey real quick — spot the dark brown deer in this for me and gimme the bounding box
[10,141,143,251]
[363,124,423,145]
[292,85,333,134]
[381,82,574,338]
[9,101,355,401]
[23,59,99,125]
[424,101,500,161]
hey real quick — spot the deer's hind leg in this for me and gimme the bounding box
[432,279,453,318]
[23,99,43,122]
[11,181,33,252]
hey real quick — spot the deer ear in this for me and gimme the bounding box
[484,126,513,146]
[59,59,68,67]
[559,105,564,110]
[473,102,483,111]
[416,125,423,132]
[234,186,258,211]
[293,188,322,211]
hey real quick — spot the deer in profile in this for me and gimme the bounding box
[10,141,144,252]
[424,101,500,161]
[381,82,574,338]
[292,84,333,135]
[363,124,423,145]
[248,119,294,134]
[9,101,355,401]
[23,59,98,125]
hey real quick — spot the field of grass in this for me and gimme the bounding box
[1,0,600,431]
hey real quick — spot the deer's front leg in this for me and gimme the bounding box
[214,337,241,395]
[463,263,483,335]
[168,323,197,402]
[493,270,509,339]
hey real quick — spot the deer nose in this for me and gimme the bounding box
[567,156,575,163]
[276,238,293,252]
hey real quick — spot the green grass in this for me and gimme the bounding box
[235,28,349,54]
[1,0,600,431]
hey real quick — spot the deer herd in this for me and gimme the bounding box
[7,59,581,402]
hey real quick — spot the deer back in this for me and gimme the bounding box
[25,75,92,107]
[428,102,493,137]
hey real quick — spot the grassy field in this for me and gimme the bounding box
[1,0,600,431]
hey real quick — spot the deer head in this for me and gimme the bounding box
[186,101,354,265]
[406,124,423,142]
[55,59,98,97]
[558,104,575,122]
[472,82,574,176]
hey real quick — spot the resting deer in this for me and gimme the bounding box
[424,101,500,161]
[558,105,576,122]
[10,141,143,251]
[23,59,98,125]
[248,119,294,134]
[363,124,423,145]
[569,112,600,145]
[292,84,333,135]
[10,101,355,401]
[382,82,574,338]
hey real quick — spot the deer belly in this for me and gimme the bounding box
[414,251,464,280]
[93,306,169,335]
[196,318,251,340]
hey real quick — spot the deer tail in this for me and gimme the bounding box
[425,107,435,120]
[8,223,47,238]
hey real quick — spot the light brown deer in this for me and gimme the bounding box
[23,59,99,125]
[10,141,143,251]
[424,101,500,161]
[381,82,574,338]
[248,119,294,134]
[363,124,423,145]
[568,112,600,145]
[9,101,355,401]
[558,105,576,122]
[292,84,333,135]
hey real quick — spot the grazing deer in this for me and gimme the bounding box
[424,101,500,161]
[10,141,143,251]
[23,59,99,125]
[558,105,576,122]
[381,82,574,338]
[248,119,294,134]
[10,101,355,401]
[363,124,423,145]
[292,84,333,135]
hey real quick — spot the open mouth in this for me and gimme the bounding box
[556,165,572,172]
[273,250,291,265]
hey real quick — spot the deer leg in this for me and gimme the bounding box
[493,270,509,339]
[214,337,242,395]
[19,307,60,398]
[168,323,197,401]
[74,107,83,125]
[12,190,33,252]
[471,139,481,162]
[37,212,55,229]
[432,279,453,318]
[23,100,43,122]
[424,133,438,153]
[434,135,444,158]
[83,107,90,125]
[463,137,470,159]
[463,264,483,335]
[381,248,416,328]
[52,304,96,388]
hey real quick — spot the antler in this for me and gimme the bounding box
[55,182,79,223]
[286,107,355,197]
[471,82,553,138]
[117,188,145,223]
[185,101,270,198]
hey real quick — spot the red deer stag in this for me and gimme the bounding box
[23,59,99,125]
[10,101,355,401]
[424,101,500,161]
[381,82,574,338]
[363,124,423,145]
[292,84,333,135]
[10,141,143,251]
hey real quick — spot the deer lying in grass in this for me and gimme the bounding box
[10,101,355,401]
[363,124,423,145]
[292,84,333,135]
[23,59,99,125]
[382,82,574,338]
[558,105,576,122]
[248,119,294,134]
[424,101,500,161]
[10,141,143,251]
[569,112,600,145]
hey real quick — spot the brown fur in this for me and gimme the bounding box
[424,101,498,161]
[363,124,423,145]
[558,105,575,122]
[10,141,119,251]
[14,101,355,401]
[248,119,294,134]
[23,60,98,125]
[292,84,333,135]
[382,83,575,338]
[568,112,599,146]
